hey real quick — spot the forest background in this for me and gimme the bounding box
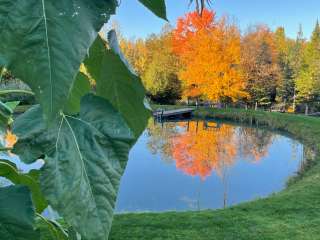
[118,9,320,114]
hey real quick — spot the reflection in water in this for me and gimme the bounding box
[115,119,306,212]
[147,120,278,208]
[0,119,309,212]
[148,120,277,179]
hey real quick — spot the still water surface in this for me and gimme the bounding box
[115,120,306,212]
[0,119,307,213]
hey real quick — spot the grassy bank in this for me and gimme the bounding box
[110,107,320,240]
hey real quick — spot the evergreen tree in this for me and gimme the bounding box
[296,21,320,114]
[308,20,320,93]
[275,27,295,104]
[289,25,305,111]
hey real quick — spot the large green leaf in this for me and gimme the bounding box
[0,185,39,240]
[138,0,167,20]
[13,94,136,240]
[81,32,150,137]
[0,160,47,212]
[0,0,118,122]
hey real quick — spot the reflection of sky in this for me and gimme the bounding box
[0,121,305,213]
[115,121,305,213]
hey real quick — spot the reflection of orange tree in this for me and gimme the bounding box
[171,121,237,179]
[171,122,274,179]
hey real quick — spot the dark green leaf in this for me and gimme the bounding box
[14,94,136,240]
[0,0,118,122]
[0,185,39,240]
[138,0,167,20]
[0,160,47,212]
[83,33,150,137]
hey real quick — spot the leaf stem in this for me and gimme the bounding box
[0,89,35,96]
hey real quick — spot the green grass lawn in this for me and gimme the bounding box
[109,107,320,240]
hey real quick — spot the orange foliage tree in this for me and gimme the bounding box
[172,9,248,103]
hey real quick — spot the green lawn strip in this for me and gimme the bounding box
[110,107,320,240]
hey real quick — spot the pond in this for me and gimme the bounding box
[0,119,310,213]
[115,119,308,213]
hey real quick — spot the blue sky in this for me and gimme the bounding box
[109,0,320,40]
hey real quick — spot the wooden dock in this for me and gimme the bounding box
[153,108,195,120]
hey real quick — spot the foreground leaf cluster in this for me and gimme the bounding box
[0,0,166,240]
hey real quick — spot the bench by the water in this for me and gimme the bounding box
[153,108,195,120]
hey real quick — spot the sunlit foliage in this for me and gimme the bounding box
[172,9,247,103]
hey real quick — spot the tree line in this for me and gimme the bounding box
[120,9,320,114]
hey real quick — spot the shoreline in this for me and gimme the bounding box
[110,107,320,240]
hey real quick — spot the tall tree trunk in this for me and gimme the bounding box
[293,90,296,113]
[305,103,309,115]
[255,101,258,111]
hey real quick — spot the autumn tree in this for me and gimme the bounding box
[142,25,182,103]
[289,25,306,111]
[241,25,279,108]
[120,37,148,76]
[274,27,295,105]
[295,21,320,114]
[173,9,247,104]
[120,25,182,103]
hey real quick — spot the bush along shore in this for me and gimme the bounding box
[109,107,320,240]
